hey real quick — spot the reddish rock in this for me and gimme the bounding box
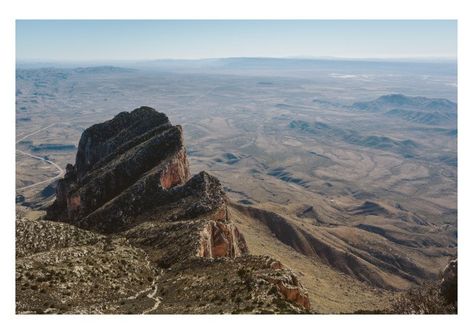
[159,147,190,190]
[258,261,311,311]
[197,221,248,258]
[275,275,311,311]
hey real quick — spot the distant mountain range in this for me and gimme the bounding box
[289,119,419,158]
[352,94,457,113]
[16,57,458,76]
[352,94,457,126]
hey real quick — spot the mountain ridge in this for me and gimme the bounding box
[17,107,311,314]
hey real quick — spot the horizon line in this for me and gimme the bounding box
[16,55,458,64]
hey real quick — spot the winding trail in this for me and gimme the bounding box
[142,272,162,314]
[122,271,162,314]
[16,123,64,192]
[123,253,163,314]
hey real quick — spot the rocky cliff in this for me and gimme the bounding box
[46,107,191,230]
[18,107,310,314]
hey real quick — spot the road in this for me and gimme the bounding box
[16,124,65,192]
[16,123,57,145]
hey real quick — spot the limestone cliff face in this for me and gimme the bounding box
[47,107,191,231]
[74,107,170,180]
[197,221,249,258]
[40,107,311,313]
[46,107,242,235]
[160,149,190,190]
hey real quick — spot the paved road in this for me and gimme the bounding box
[16,124,64,192]
[16,123,57,145]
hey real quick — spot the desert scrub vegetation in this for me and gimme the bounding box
[390,281,456,314]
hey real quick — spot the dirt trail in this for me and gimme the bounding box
[123,253,163,314]
[142,273,162,314]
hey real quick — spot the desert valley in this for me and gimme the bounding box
[16,58,457,313]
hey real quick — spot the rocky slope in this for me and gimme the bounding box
[17,107,310,314]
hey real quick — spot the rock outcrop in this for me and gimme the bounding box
[389,257,457,314]
[22,107,312,314]
[440,258,457,306]
[197,220,248,258]
[47,107,191,232]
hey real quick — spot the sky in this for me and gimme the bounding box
[16,20,457,61]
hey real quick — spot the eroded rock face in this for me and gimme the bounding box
[257,259,311,311]
[273,274,311,311]
[74,107,170,179]
[197,221,248,258]
[123,218,248,269]
[47,107,191,232]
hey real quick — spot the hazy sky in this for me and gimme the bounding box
[16,20,457,61]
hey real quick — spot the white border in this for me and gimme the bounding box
[1,1,471,333]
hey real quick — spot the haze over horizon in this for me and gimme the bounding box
[16,20,457,62]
